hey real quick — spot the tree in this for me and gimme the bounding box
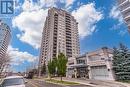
[47,59,56,79]
[0,53,11,75]
[113,43,130,80]
[56,53,68,81]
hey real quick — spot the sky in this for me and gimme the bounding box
[1,0,130,72]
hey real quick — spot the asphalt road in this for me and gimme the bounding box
[26,79,92,87]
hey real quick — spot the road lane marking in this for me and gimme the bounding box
[29,80,44,87]
[28,80,39,87]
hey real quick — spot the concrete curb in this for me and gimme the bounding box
[35,79,80,87]
[52,78,99,87]
[35,78,96,87]
[53,78,129,87]
[115,82,130,87]
[35,78,130,87]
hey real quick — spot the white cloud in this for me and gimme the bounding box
[12,0,59,49]
[77,1,84,7]
[72,3,103,38]
[8,46,37,66]
[39,0,75,8]
[109,5,127,36]
[13,1,103,48]
[12,0,76,49]
[65,0,75,7]
[38,0,75,10]
[119,30,127,36]
[12,9,48,49]
[38,0,57,8]
[109,5,123,23]
[22,0,36,11]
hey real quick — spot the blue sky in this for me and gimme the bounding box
[1,0,130,72]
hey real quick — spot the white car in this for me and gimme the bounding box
[0,76,27,87]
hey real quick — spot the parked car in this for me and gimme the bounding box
[27,71,34,79]
[0,76,27,87]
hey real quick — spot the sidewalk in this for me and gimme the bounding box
[53,77,129,87]
[111,81,130,87]
[53,77,97,87]
[0,79,2,84]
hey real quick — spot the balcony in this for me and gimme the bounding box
[66,33,71,36]
[68,63,87,68]
[66,41,72,44]
[125,19,130,27]
[118,0,127,6]
[66,20,71,23]
[68,45,72,48]
[66,16,70,18]
[119,0,128,7]
[66,49,72,53]
[66,39,71,42]
[124,14,130,21]
[88,60,106,66]
[66,31,71,34]
[121,5,130,13]
[119,0,129,7]
[120,1,130,10]
[66,29,71,32]
[124,12,130,19]
[66,41,71,44]
[67,54,72,57]
[66,23,71,26]
[66,28,71,30]
[53,36,57,40]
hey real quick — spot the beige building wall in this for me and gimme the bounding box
[117,0,130,31]
[39,7,80,68]
[67,47,115,80]
[87,47,115,80]
[0,20,11,60]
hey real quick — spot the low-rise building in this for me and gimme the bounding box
[67,47,115,80]
[66,55,88,78]
[87,47,115,80]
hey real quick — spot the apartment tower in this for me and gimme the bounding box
[39,7,80,68]
[117,0,130,31]
[0,20,11,59]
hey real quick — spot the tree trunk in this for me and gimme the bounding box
[60,76,62,82]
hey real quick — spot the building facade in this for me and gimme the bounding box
[0,20,11,60]
[117,0,130,31]
[39,7,80,68]
[67,55,88,78]
[67,47,115,80]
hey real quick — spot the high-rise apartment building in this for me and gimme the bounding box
[117,0,130,31]
[0,20,11,59]
[39,7,80,67]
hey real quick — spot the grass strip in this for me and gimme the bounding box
[119,80,130,83]
[45,78,79,85]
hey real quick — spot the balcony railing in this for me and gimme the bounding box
[118,0,127,5]
[121,5,130,13]
[88,60,106,66]
[120,2,130,11]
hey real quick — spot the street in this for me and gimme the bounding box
[26,79,92,87]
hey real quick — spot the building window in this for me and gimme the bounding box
[101,58,105,60]
[77,60,85,64]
